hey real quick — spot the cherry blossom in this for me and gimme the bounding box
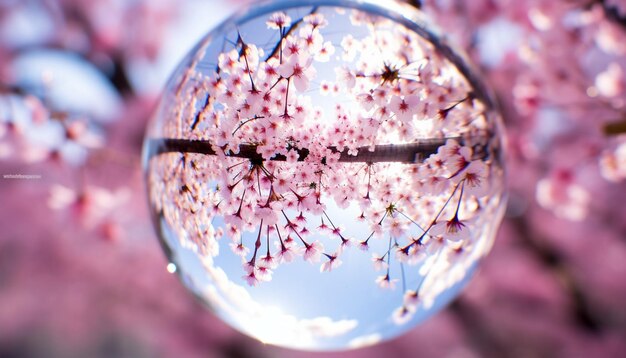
[303,240,325,263]
[279,54,317,92]
[536,170,591,221]
[372,254,389,271]
[430,216,470,243]
[3,0,626,355]
[137,1,508,350]
[390,95,421,123]
[320,253,343,272]
[600,141,626,182]
[376,274,398,290]
[266,11,292,29]
[391,305,415,325]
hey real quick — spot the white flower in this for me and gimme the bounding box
[242,271,259,286]
[279,54,316,92]
[390,95,420,122]
[356,93,376,111]
[255,205,279,226]
[595,62,624,98]
[217,49,241,74]
[320,254,342,272]
[600,142,626,182]
[406,244,427,265]
[286,149,299,163]
[303,241,324,263]
[536,174,590,221]
[259,253,278,269]
[423,175,449,195]
[385,217,407,238]
[275,243,301,263]
[255,265,273,282]
[403,290,419,308]
[372,254,388,271]
[335,66,356,89]
[461,160,488,197]
[266,12,291,29]
[320,80,333,96]
[303,13,328,29]
[230,242,249,257]
[341,34,358,61]
[315,41,335,62]
[375,274,398,289]
[392,305,415,325]
[430,216,470,243]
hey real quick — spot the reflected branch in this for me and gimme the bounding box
[146,135,491,164]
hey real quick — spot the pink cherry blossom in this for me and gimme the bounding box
[303,240,324,263]
[376,274,398,290]
[11,0,626,355]
[390,95,420,123]
[279,54,316,92]
[320,253,343,272]
[372,254,389,271]
[266,11,291,29]
[536,170,591,221]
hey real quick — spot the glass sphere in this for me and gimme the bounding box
[143,0,506,351]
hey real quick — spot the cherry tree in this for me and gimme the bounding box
[1,0,626,356]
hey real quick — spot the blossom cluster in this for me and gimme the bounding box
[0,0,178,239]
[2,0,626,355]
[147,7,505,324]
[424,0,626,220]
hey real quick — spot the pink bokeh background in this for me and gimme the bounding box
[1,0,625,357]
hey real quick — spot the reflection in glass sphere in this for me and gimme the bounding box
[143,0,506,351]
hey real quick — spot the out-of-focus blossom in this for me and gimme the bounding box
[536,170,591,221]
[600,141,626,182]
[1,0,626,357]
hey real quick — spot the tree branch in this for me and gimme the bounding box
[405,0,423,9]
[145,136,490,164]
[603,118,626,136]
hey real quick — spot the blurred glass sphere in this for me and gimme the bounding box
[143,0,506,350]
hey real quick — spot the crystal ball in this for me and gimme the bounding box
[143,0,506,351]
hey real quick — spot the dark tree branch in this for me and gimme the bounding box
[147,137,454,164]
[603,117,626,136]
[145,136,491,165]
[108,53,134,95]
[600,0,626,28]
[406,0,423,9]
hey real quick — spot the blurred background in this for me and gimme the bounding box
[1,0,625,357]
